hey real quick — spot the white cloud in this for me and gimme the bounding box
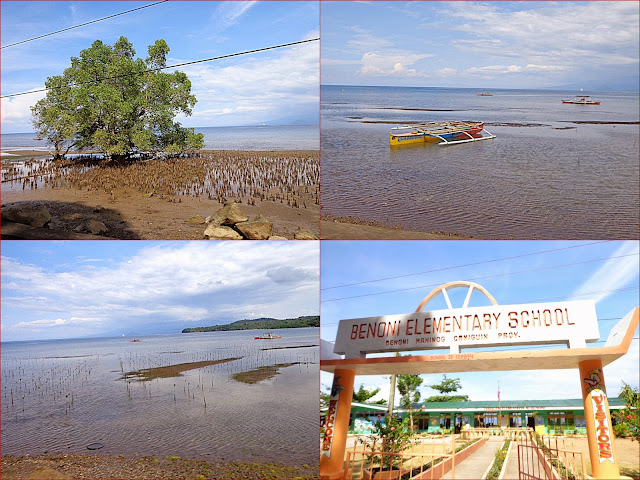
[436,67,457,77]
[1,242,319,341]
[209,1,258,35]
[0,90,46,128]
[569,241,639,303]
[466,64,522,75]
[179,34,318,124]
[359,51,431,77]
[444,1,639,69]
[525,64,568,72]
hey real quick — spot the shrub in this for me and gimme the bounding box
[614,423,630,438]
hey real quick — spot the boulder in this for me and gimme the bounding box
[234,215,273,240]
[204,224,243,240]
[293,226,317,240]
[205,202,248,226]
[187,215,206,224]
[1,203,51,227]
[74,219,108,235]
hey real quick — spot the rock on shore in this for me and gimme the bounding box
[203,202,316,240]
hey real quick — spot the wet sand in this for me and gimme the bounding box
[320,215,471,240]
[122,358,242,381]
[1,150,319,240]
[0,454,319,479]
[231,362,302,384]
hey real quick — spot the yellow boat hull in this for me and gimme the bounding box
[389,133,440,146]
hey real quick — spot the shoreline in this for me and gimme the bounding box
[320,214,473,240]
[1,453,319,479]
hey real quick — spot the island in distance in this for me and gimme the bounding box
[182,315,319,333]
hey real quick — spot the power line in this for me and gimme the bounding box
[322,241,612,290]
[1,1,168,49]
[1,38,319,99]
[321,252,639,303]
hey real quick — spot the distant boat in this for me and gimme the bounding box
[33,136,43,140]
[130,339,141,342]
[562,95,600,105]
[254,333,282,340]
[477,93,493,96]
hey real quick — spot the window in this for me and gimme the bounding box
[548,411,574,429]
[510,413,522,427]
[415,413,430,431]
[440,413,451,429]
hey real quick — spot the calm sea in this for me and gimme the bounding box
[1,124,319,152]
[321,85,639,239]
[1,328,319,466]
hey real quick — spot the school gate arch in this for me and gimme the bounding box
[320,281,639,480]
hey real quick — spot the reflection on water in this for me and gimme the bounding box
[321,86,639,239]
[1,329,319,466]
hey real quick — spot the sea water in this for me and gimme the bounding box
[321,85,639,239]
[0,328,319,465]
[0,124,319,153]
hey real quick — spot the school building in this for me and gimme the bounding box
[344,397,627,436]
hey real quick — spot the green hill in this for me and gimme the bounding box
[182,315,319,333]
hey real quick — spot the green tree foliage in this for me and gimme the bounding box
[613,382,639,440]
[353,384,386,404]
[31,36,203,161]
[321,383,385,410]
[424,374,470,402]
[182,315,319,333]
[363,416,413,470]
[321,386,330,410]
[397,373,423,431]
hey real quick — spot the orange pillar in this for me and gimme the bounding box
[320,368,356,479]
[578,359,620,479]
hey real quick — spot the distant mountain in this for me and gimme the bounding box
[544,77,639,92]
[182,315,320,333]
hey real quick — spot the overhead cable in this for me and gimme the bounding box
[1,1,168,49]
[1,38,319,99]
[322,241,612,290]
[321,252,639,303]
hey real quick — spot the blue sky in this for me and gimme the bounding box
[1,1,319,133]
[320,241,639,401]
[321,1,639,90]
[1,241,319,342]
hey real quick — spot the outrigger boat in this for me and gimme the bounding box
[562,95,600,105]
[477,92,493,96]
[254,333,282,340]
[389,121,496,146]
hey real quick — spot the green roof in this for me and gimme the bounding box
[408,397,625,410]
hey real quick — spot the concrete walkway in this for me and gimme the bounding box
[441,436,504,479]
[503,440,520,480]
[504,440,550,480]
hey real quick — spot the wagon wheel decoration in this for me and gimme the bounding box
[414,280,498,313]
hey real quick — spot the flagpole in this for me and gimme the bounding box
[498,380,501,430]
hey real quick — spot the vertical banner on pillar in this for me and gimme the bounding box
[321,376,345,458]
[583,368,615,465]
[590,388,615,464]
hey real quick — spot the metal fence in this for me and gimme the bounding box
[517,434,587,480]
[344,435,457,480]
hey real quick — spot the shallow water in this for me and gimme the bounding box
[0,124,319,152]
[321,86,639,239]
[1,329,319,466]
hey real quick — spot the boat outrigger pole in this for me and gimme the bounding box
[389,120,496,146]
[433,128,496,146]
